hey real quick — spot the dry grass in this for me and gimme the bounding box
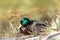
[0,8,60,38]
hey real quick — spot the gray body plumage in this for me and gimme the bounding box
[28,20,46,35]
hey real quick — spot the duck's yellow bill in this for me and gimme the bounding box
[18,24,22,29]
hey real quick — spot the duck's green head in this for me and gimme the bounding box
[20,18,30,26]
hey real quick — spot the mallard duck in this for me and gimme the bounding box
[18,18,46,35]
